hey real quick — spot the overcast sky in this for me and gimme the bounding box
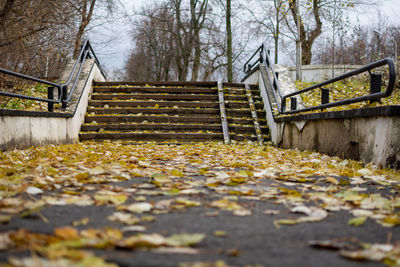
[90,0,400,73]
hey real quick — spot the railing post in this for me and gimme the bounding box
[370,74,382,103]
[281,98,286,113]
[61,84,68,108]
[370,74,382,94]
[265,55,270,68]
[273,72,279,91]
[290,97,297,111]
[260,49,264,64]
[47,87,54,112]
[321,88,329,104]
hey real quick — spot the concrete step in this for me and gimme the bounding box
[79,132,224,141]
[90,94,261,102]
[93,81,219,88]
[80,123,268,134]
[88,100,264,109]
[93,87,218,94]
[84,115,265,125]
[92,87,261,96]
[79,132,268,142]
[85,115,221,124]
[88,100,219,108]
[86,108,220,115]
[86,107,266,118]
[93,81,258,90]
[91,94,218,101]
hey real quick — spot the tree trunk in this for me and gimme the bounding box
[73,0,97,59]
[191,0,208,81]
[290,0,322,65]
[191,41,201,81]
[274,20,279,64]
[173,0,187,81]
[274,0,280,64]
[226,0,233,82]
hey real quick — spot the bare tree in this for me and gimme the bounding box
[126,0,221,82]
[126,3,176,81]
[68,0,117,59]
[247,0,288,64]
[190,0,209,81]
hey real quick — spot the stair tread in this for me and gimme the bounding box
[91,94,218,101]
[93,88,218,94]
[85,115,222,124]
[87,108,220,115]
[81,123,268,133]
[90,94,259,102]
[86,108,266,116]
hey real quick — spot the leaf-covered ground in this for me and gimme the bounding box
[0,141,399,267]
[0,83,50,112]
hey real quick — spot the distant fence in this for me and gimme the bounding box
[288,65,363,82]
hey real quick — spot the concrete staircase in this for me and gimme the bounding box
[79,81,269,143]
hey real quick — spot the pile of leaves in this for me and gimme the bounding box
[0,141,399,266]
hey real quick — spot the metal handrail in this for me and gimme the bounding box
[280,58,396,114]
[244,43,284,113]
[244,44,397,116]
[243,44,264,73]
[0,39,105,112]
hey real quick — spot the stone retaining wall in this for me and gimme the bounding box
[0,59,105,150]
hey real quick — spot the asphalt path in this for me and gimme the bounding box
[0,172,397,267]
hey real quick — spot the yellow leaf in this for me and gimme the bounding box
[348,216,367,226]
[94,194,127,206]
[170,169,184,177]
[213,230,227,237]
[54,226,79,240]
[75,172,90,180]
[379,214,400,227]
[274,219,299,225]
[210,199,242,211]
[229,176,247,184]
[165,233,205,247]
[326,177,339,185]
[73,217,90,226]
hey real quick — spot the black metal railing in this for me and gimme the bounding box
[0,39,105,112]
[243,44,265,73]
[280,59,396,114]
[244,44,397,115]
[244,44,283,113]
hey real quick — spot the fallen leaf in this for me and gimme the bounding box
[54,226,79,240]
[94,194,127,206]
[348,216,367,226]
[26,187,43,195]
[213,230,227,237]
[108,212,140,225]
[233,208,252,216]
[72,217,90,226]
[166,233,205,247]
[125,202,153,213]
